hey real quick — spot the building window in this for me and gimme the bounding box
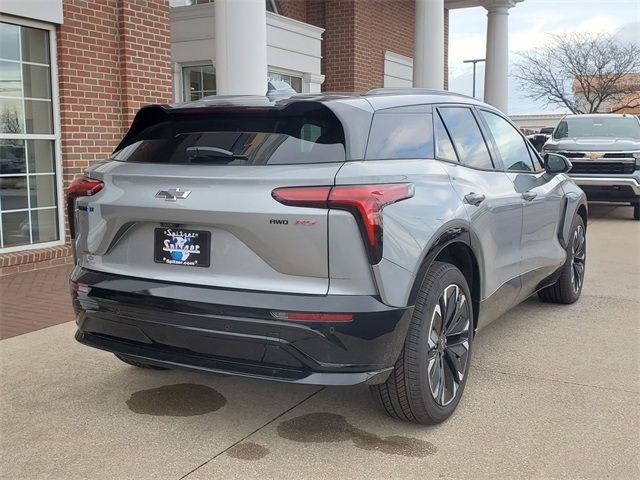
[183,64,216,101]
[0,20,60,251]
[268,71,303,93]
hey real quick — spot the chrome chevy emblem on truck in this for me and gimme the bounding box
[155,188,191,201]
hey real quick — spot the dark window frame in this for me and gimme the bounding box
[432,108,460,164]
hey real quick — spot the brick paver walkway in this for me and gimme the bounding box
[0,265,74,340]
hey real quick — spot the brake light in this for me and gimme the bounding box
[67,177,104,238]
[271,183,414,264]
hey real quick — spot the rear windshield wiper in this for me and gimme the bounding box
[186,146,248,163]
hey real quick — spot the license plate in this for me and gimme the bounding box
[154,228,210,267]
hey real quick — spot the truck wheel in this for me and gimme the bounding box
[634,202,639,221]
[114,353,169,370]
[538,215,586,304]
[370,261,473,424]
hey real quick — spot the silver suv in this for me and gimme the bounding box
[69,89,587,424]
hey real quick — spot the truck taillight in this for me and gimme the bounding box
[67,177,104,238]
[271,183,414,264]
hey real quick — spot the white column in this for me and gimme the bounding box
[413,0,444,89]
[483,0,513,112]
[214,0,267,95]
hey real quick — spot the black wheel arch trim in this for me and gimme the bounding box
[558,191,588,249]
[408,223,480,306]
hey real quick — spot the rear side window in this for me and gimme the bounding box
[365,112,434,160]
[438,107,493,169]
[480,109,533,172]
[112,104,346,165]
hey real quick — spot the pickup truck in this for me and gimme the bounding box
[542,113,640,220]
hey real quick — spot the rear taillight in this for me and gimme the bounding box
[271,183,414,264]
[67,177,104,238]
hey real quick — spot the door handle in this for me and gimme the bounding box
[464,192,486,206]
[522,191,538,201]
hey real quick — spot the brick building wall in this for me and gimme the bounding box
[0,0,172,275]
[305,0,449,92]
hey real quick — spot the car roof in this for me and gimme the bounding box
[168,88,494,113]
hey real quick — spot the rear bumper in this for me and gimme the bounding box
[570,176,640,202]
[71,267,413,386]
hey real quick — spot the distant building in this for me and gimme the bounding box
[510,113,565,132]
[573,73,640,115]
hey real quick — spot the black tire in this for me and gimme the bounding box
[370,261,473,425]
[538,215,586,304]
[634,202,640,221]
[114,353,169,370]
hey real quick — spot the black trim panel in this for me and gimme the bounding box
[71,267,413,385]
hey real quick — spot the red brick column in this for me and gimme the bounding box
[0,0,172,275]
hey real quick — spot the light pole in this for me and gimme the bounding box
[463,58,485,98]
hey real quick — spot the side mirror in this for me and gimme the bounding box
[544,153,572,174]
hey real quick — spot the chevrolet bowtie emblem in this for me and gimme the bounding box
[155,188,191,201]
[587,152,601,160]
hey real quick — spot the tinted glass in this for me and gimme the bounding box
[0,61,21,96]
[0,176,28,210]
[0,22,20,61]
[434,112,457,162]
[554,117,640,139]
[21,26,49,64]
[0,139,26,175]
[366,113,433,160]
[31,208,58,243]
[22,64,51,99]
[113,107,346,165]
[0,98,24,134]
[480,110,532,172]
[439,107,493,169]
[29,174,57,208]
[1,210,29,247]
[27,140,55,173]
[24,99,52,134]
[183,65,216,101]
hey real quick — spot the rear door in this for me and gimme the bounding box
[477,108,566,295]
[74,104,346,295]
[435,106,524,319]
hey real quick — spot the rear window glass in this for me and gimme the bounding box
[365,112,434,160]
[112,105,346,165]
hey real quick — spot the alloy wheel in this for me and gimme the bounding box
[571,224,586,293]
[426,284,471,407]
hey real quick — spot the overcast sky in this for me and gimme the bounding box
[448,0,640,115]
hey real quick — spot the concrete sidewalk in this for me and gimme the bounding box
[1,204,638,479]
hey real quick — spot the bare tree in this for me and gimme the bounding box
[513,33,640,114]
